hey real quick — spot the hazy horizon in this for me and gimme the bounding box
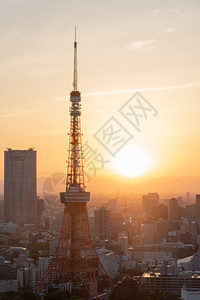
[0,175,200,196]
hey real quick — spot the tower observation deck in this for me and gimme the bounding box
[35,29,113,299]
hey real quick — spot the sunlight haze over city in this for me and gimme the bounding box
[0,0,200,193]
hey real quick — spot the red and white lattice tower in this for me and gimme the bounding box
[35,29,113,299]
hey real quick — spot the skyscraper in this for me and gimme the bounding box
[169,198,178,220]
[142,193,159,214]
[196,194,200,218]
[94,207,110,240]
[4,148,37,226]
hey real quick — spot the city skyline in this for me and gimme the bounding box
[0,0,200,194]
[1,2,200,299]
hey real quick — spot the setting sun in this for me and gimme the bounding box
[113,146,151,178]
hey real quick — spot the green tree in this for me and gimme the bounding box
[44,291,84,300]
[165,294,180,300]
[16,290,40,300]
[135,290,153,300]
[0,290,39,300]
[0,291,17,300]
[135,290,181,300]
[27,242,49,261]
[44,291,69,300]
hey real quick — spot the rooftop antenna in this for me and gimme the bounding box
[73,26,78,91]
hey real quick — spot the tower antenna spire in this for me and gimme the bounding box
[75,25,76,42]
[73,26,78,91]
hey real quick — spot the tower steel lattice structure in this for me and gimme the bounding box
[35,30,113,299]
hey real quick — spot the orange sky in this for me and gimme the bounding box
[0,0,200,193]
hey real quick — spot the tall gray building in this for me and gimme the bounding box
[4,148,37,226]
[94,207,110,240]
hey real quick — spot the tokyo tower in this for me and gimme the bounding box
[35,29,113,299]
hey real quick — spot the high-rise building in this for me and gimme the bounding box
[119,235,128,254]
[151,204,168,220]
[36,197,44,227]
[4,148,37,226]
[0,200,4,219]
[186,192,191,203]
[94,207,110,240]
[107,198,118,214]
[24,265,38,289]
[141,222,157,245]
[196,194,200,218]
[38,257,52,280]
[142,193,159,213]
[96,247,119,279]
[169,198,184,220]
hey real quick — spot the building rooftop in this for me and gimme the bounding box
[142,271,200,279]
[10,247,27,252]
[177,255,193,266]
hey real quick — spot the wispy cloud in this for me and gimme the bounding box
[162,27,178,34]
[0,112,22,118]
[128,39,156,50]
[1,0,36,6]
[0,29,25,47]
[171,9,181,14]
[153,8,181,15]
[83,82,200,97]
[0,110,33,118]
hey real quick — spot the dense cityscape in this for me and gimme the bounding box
[1,150,200,299]
[1,1,200,300]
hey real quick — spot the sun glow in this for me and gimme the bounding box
[113,147,151,178]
